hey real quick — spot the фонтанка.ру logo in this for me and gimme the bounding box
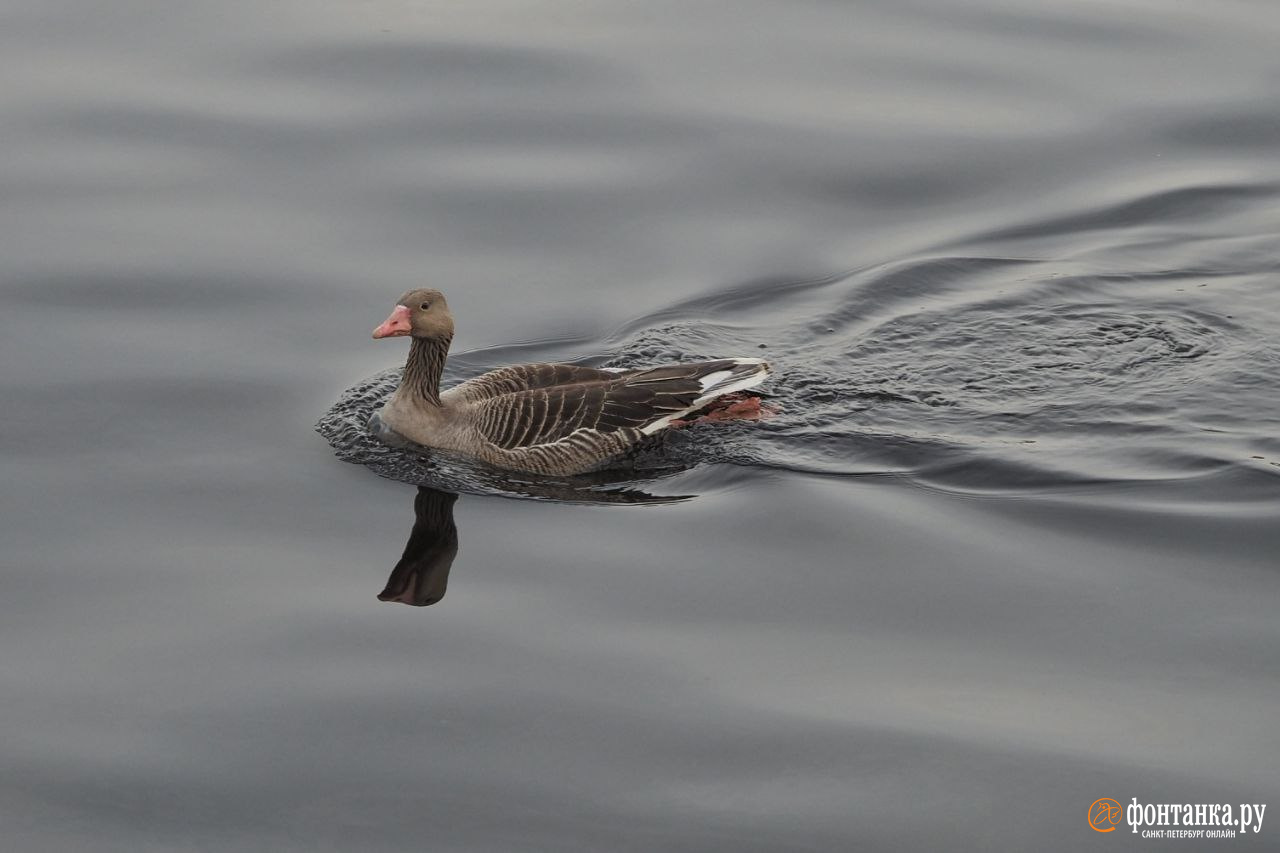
[1088,797,1266,838]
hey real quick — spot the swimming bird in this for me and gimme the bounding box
[370,288,770,475]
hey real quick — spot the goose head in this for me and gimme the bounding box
[372,288,454,340]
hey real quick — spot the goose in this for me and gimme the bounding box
[370,288,770,475]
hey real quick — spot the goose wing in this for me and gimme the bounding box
[472,358,769,451]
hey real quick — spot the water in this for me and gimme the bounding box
[4,1,1278,849]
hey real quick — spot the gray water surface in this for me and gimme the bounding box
[3,1,1278,850]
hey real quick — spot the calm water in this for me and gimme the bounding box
[4,1,1279,850]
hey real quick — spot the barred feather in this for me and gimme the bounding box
[472,358,770,457]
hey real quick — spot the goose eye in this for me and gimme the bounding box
[419,302,431,310]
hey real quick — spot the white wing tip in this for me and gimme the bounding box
[697,370,734,391]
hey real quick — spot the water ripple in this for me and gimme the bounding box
[321,185,1280,502]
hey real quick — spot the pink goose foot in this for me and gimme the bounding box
[668,393,778,428]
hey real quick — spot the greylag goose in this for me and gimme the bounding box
[370,288,770,475]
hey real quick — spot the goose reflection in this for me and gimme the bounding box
[378,479,689,607]
[378,487,459,606]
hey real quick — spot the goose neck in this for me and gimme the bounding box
[400,334,451,406]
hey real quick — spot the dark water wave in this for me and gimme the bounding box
[321,181,1280,500]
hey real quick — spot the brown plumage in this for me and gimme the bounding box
[371,288,771,475]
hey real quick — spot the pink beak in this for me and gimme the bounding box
[372,304,412,339]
